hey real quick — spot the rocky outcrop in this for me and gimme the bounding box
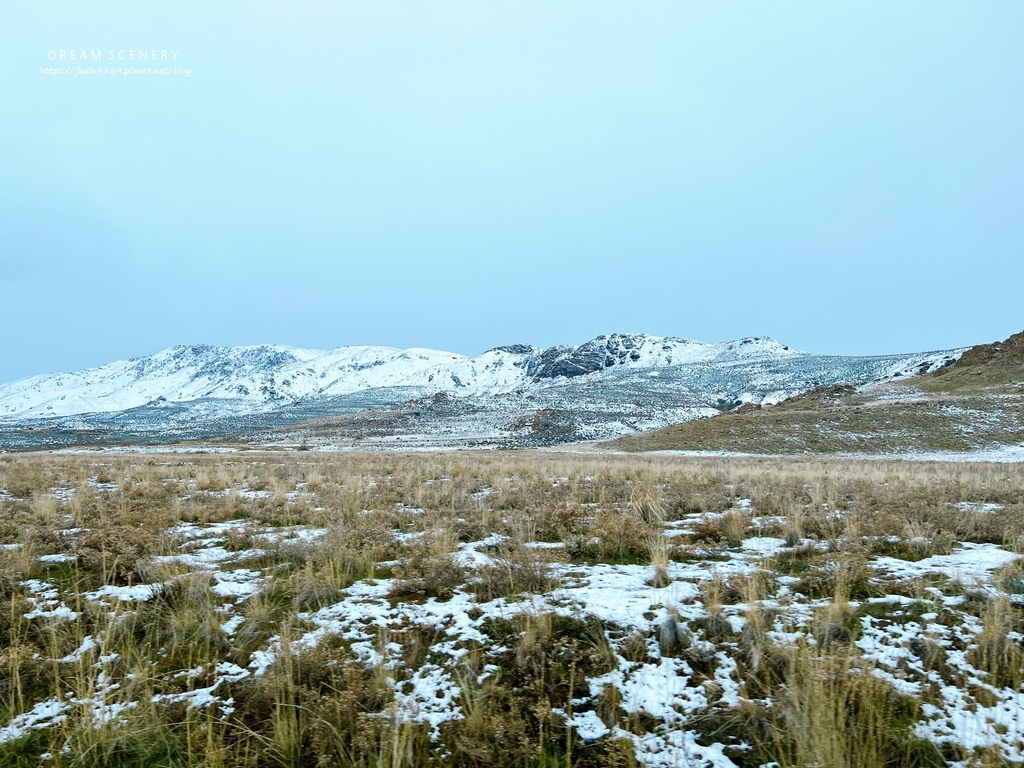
[487,344,536,356]
[527,334,658,379]
[955,330,1024,368]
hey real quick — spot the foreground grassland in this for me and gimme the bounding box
[1,451,1023,767]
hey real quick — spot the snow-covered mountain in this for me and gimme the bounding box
[0,333,964,449]
[0,334,798,420]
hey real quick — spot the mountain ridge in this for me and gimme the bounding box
[0,333,807,421]
[0,332,965,450]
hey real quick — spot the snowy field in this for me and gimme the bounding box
[1,451,1022,767]
[639,444,1024,464]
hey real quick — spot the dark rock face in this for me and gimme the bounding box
[488,344,535,356]
[526,334,653,379]
[714,397,744,412]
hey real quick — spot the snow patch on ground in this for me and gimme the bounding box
[871,543,1021,588]
[5,500,1024,765]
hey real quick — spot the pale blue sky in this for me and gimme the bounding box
[1,1,1022,382]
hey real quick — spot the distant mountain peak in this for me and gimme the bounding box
[0,333,959,438]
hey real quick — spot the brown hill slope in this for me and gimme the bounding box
[609,331,1024,455]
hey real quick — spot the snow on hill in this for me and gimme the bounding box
[0,334,806,421]
[0,333,967,450]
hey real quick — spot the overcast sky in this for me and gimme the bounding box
[1,1,1022,382]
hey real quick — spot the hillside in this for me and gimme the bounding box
[0,333,961,451]
[611,331,1024,456]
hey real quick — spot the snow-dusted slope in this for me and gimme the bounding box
[0,334,809,421]
[0,333,967,450]
[0,344,471,419]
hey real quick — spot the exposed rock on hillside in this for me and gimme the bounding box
[955,330,1024,368]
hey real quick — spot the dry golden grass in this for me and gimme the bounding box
[0,449,1021,767]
